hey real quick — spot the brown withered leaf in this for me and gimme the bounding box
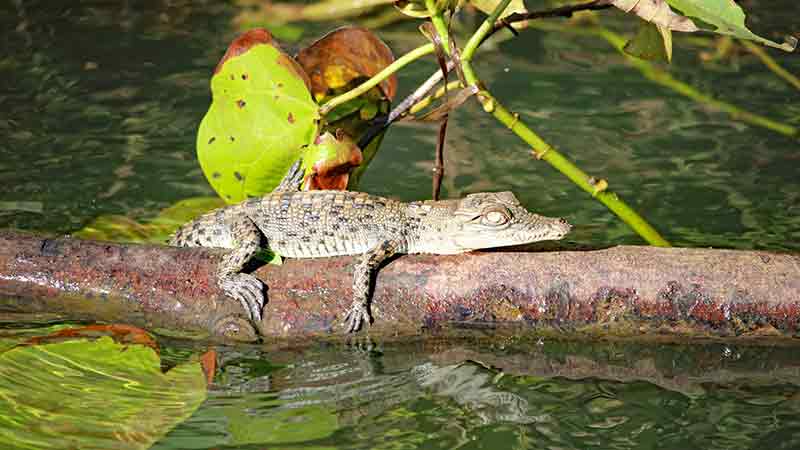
[304,131,364,190]
[296,26,397,102]
[611,0,698,32]
[23,324,159,352]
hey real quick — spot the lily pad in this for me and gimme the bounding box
[197,28,320,203]
[0,326,209,450]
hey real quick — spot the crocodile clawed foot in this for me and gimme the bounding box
[274,158,305,192]
[219,273,266,322]
[342,301,371,333]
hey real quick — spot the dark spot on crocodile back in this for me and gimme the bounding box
[41,239,62,256]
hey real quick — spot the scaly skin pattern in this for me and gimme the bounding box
[169,168,571,332]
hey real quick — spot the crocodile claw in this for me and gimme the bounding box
[342,301,371,333]
[219,273,266,322]
[274,158,305,193]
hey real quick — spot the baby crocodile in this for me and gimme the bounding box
[169,162,571,332]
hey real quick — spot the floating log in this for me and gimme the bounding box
[0,230,798,342]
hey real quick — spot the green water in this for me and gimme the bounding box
[1,0,799,448]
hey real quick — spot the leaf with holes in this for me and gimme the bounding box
[197,29,320,203]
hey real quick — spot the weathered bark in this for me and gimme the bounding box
[1,229,798,341]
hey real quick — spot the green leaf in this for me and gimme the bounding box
[665,0,797,51]
[74,196,225,244]
[197,29,320,204]
[624,21,672,63]
[0,330,207,450]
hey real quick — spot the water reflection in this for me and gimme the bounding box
[153,338,800,449]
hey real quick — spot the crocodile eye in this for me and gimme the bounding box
[484,210,509,225]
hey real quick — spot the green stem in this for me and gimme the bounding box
[482,91,671,246]
[426,0,451,55]
[741,39,800,91]
[319,43,434,116]
[596,28,797,137]
[461,0,513,84]
[456,0,669,245]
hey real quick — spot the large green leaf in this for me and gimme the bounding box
[0,327,208,450]
[198,29,320,203]
[666,0,796,51]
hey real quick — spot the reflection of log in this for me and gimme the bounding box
[1,230,799,341]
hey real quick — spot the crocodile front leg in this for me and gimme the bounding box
[170,212,264,321]
[216,215,264,321]
[343,239,400,333]
[273,158,305,192]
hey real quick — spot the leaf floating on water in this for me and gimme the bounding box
[74,196,225,244]
[0,326,208,450]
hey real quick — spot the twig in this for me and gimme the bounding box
[488,0,613,41]
[381,0,613,132]
[433,119,447,200]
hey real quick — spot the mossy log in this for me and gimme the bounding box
[0,230,798,342]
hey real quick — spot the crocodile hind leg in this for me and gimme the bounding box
[170,211,265,321]
[343,239,400,333]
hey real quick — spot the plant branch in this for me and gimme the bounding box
[345,0,670,244]
[457,0,669,245]
[319,42,434,116]
[480,91,670,246]
[461,0,513,84]
[488,0,613,40]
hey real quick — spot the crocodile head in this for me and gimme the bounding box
[410,191,571,254]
